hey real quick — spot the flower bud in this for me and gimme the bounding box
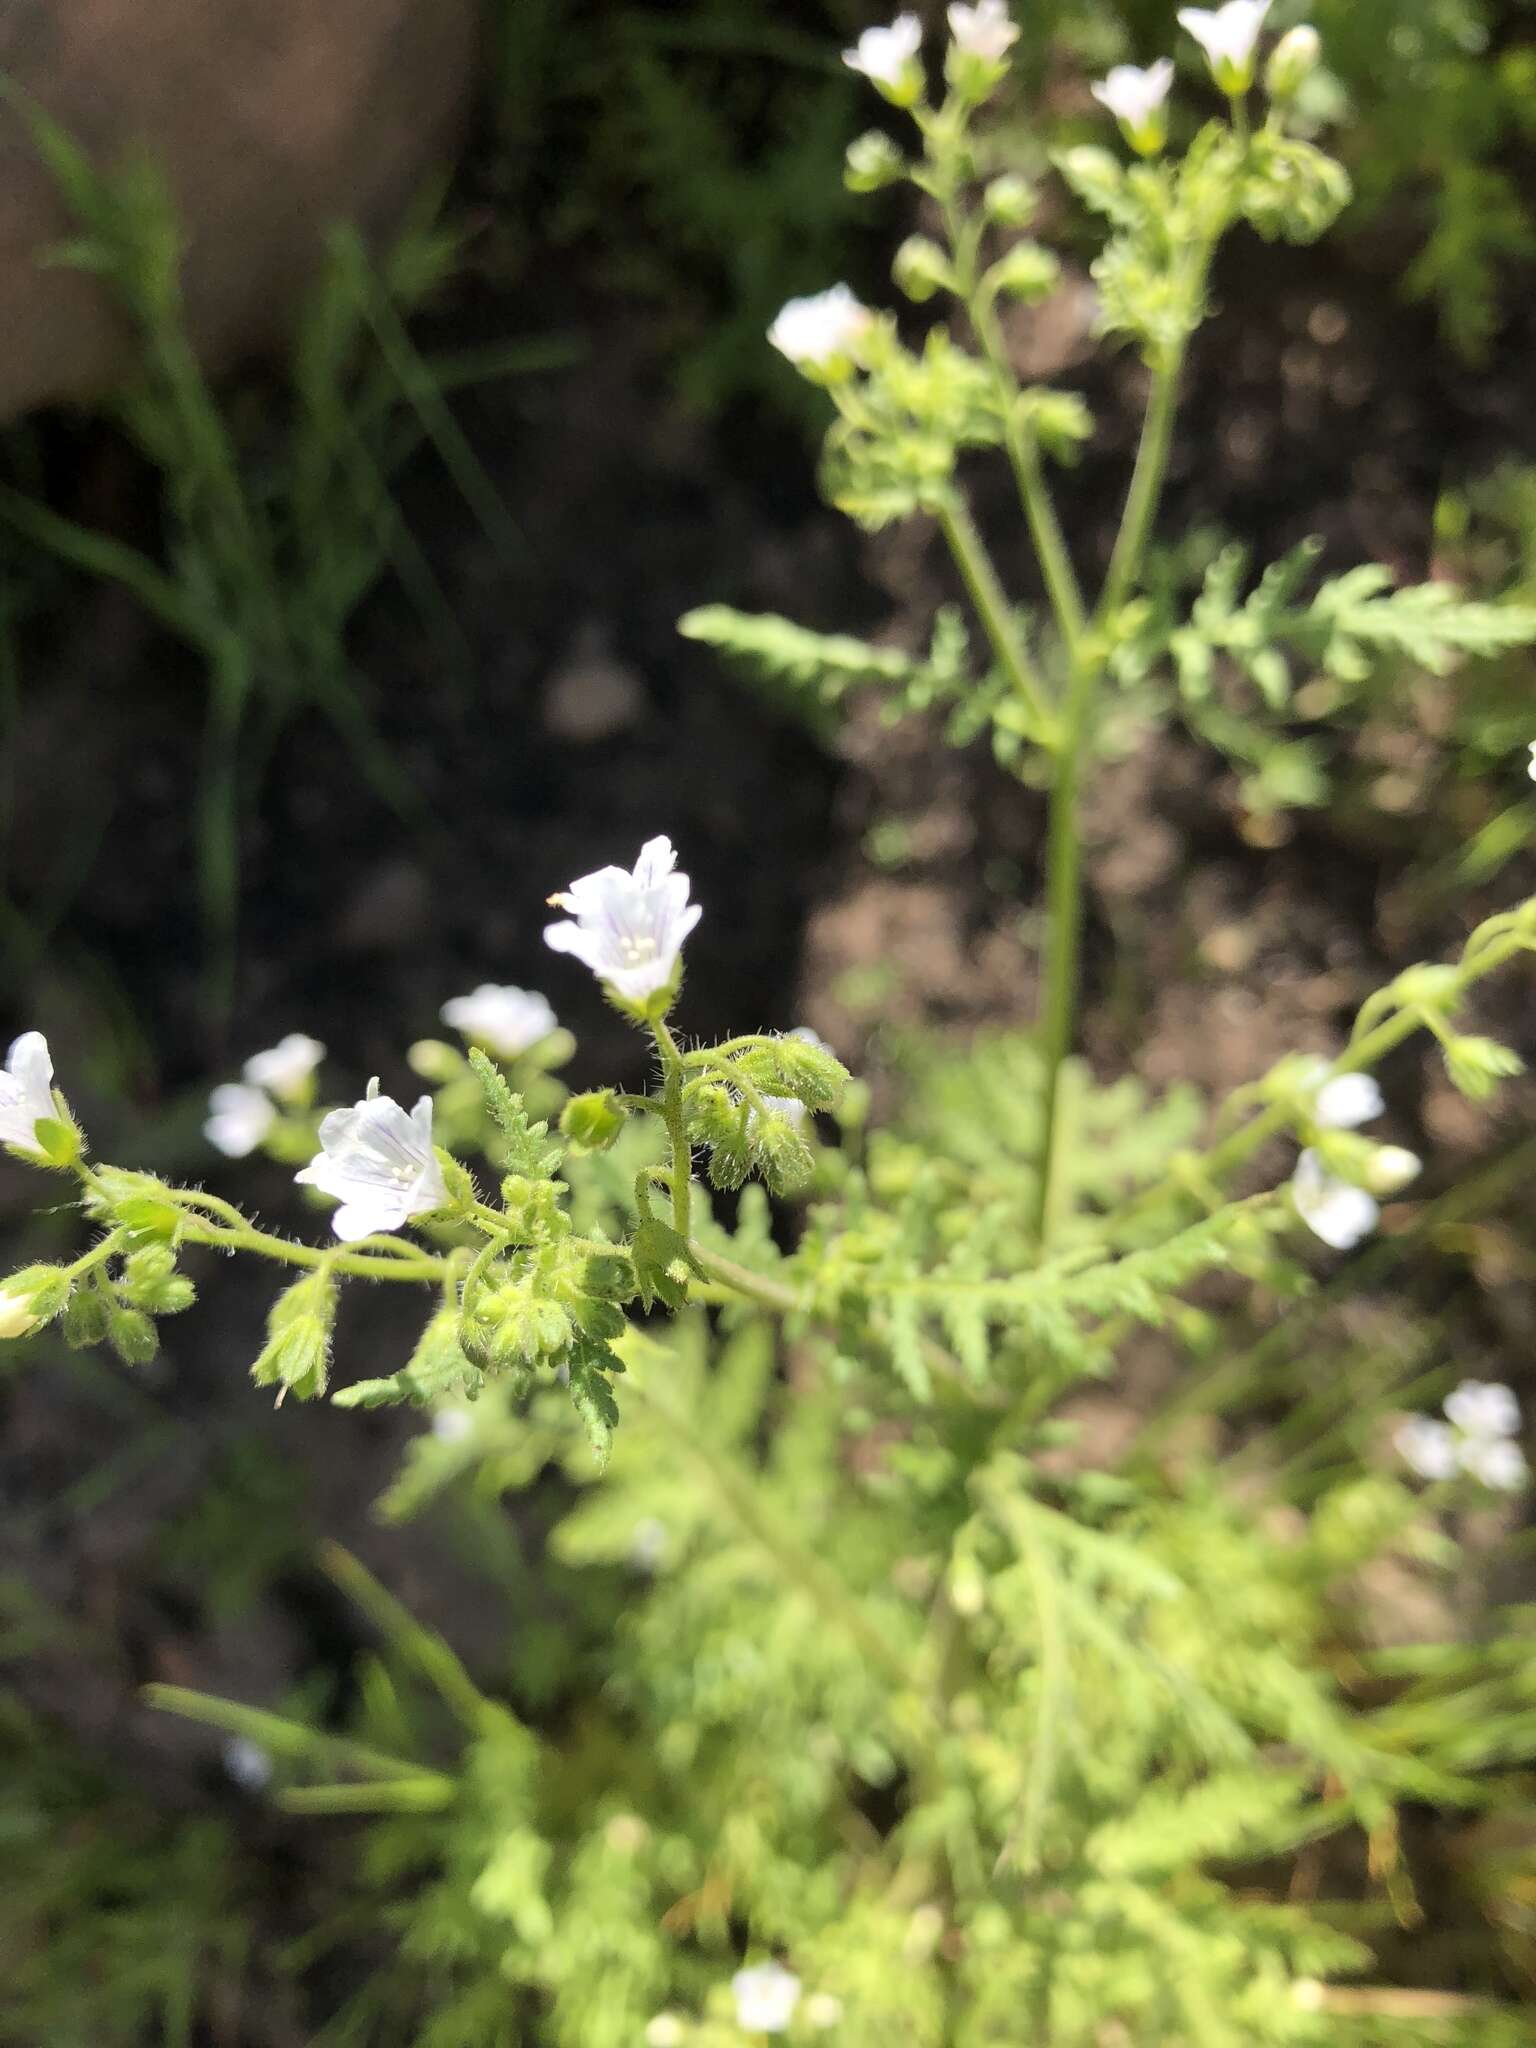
[982,174,1035,227]
[893,234,954,303]
[561,1089,628,1154]
[1265,24,1321,101]
[844,129,905,193]
[250,1271,338,1402]
[988,242,1061,304]
[107,1306,158,1367]
[1366,1145,1422,1197]
[407,1037,468,1084]
[0,1280,42,1340]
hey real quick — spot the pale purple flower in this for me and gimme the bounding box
[843,14,923,93]
[242,1033,325,1103]
[204,1083,278,1159]
[440,984,558,1059]
[296,1089,447,1242]
[0,1032,58,1160]
[768,285,873,371]
[544,836,701,1004]
[1179,0,1272,89]
[1292,1148,1378,1250]
[1091,59,1175,141]
[731,1961,801,2034]
[947,0,1019,63]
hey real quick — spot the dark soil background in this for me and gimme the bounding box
[3,8,1536,2033]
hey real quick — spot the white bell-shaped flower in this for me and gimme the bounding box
[1292,1148,1378,1250]
[242,1033,325,1103]
[768,285,873,372]
[0,1032,58,1161]
[1091,59,1175,149]
[947,0,1019,62]
[440,985,558,1059]
[296,1090,448,1242]
[1312,1071,1384,1129]
[544,836,702,1005]
[731,1960,802,2035]
[843,14,924,96]
[1178,0,1272,91]
[205,1083,279,1159]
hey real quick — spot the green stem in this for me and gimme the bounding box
[650,1017,693,1238]
[178,1215,447,1285]
[1099,350,1184,624]
[935,495,1059,748]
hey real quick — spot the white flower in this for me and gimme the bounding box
[1394,1415,1458,1482]
[731,1961,801,2034]
[204,1083,278,1159]
[843,13,923,93]
[440,985,558,1059]
[805,1993,846,2029]
[1459,1434,1528,1493]
[295,1090,448,1242]
[432,1406,474,1444]
[1312,1071,1384,1129]
[0,1032,57,1160]
[644,2020,686,2048]
[544,836,702,1004]
[1444,1378,1520,1441]
[0,1280,42,1341]
[1527,740,1536,782]
[1090,59,1175,139]
[223,1737,274,1790]
[1292,1148,1378,1250]
[947,0,1019,63]
[1178,0,1272,90]
[242,1033,325,1103]
[768,285,873,371]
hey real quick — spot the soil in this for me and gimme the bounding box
[3,63,1536,2039]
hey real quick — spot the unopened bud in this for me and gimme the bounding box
[1367,1145,1421,1197]
[989,242,1061,304]
[983,174,1035,227]
[893,234,954,303]
[844,129,904,193]
[1265,25,1321,101]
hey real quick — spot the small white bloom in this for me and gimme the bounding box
[0,1280,41,1341]
[204,1083,278,1159]
[805,1992,846,2029]
[1444,1379,1520,1441]
[1313,1072,1384,1129]
[1178,0,1272,89]
[843,13,923,92]
[1292,1148,1378,1250]
[644,2019,686,2048]
[731,1961,801,2035]
[1365,1145,1421,1197]
[440,984,558,1060]
[1459,1433,1529,1492]
[1527,740,1536,782]
[0,1032,57,1160]
[1395,1415,1458,1482]
[223,1736,273,1790]
[242,1033,326,1103]
[544,836,702,1004]
[947,0,1019,63]
[295,1092,448,1242]
[768,285,873,371]
[1091,59,1175,136]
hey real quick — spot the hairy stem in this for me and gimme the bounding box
[936,495,1059,748]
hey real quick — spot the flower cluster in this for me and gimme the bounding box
[1396,1380,1528,1493]
[1091,3,1322,157]
[1289,1061,1420,1252]
[205,1033,326,1157]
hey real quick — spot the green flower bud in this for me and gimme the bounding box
[120,1244,195,1316]
[107,1306,158,1367]
[561,1090,628,1154]
[892,235,954,304]
[844,129,905,193]
[407,1038,468,1084]
[251,1271,338,1402]
[1442,1034,1525,1101]
[988,242,1061,304]
[1265,25,1321,102]
[983,174,1035,227]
